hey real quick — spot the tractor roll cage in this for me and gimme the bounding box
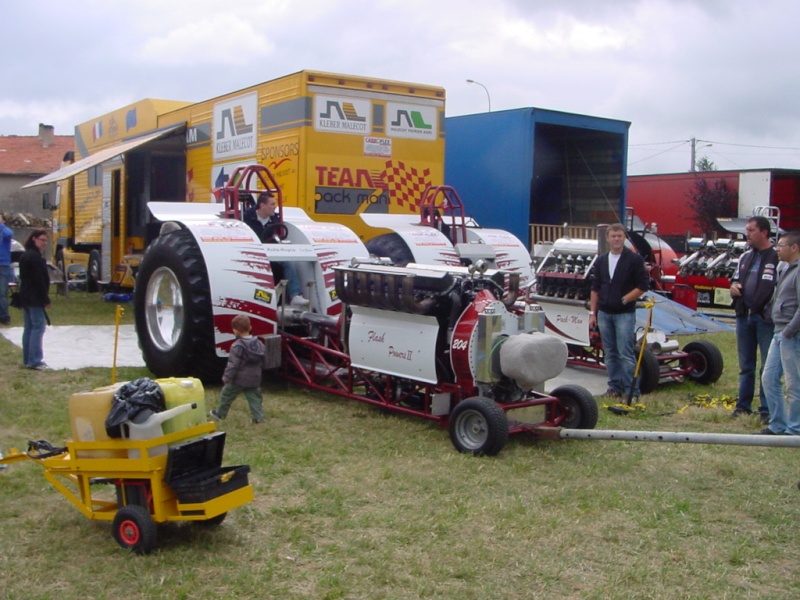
[418,185,469,245]
[213,164,283,222]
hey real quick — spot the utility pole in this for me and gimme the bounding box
[690,137,696,172]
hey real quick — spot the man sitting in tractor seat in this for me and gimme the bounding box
[244,192,309,307]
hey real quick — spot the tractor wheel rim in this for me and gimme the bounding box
[120,520,140,545]
[456,410,488,449]
[145,266,184,352]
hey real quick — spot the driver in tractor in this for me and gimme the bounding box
[243,192,309,307]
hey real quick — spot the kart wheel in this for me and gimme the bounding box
[113,505,158,554]
[134,229,225,382]
[683,339,724,384]
[551,384,598,429]
[448,397,508,456]
[637,347,661,395]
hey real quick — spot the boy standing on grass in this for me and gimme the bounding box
[210,314,266,424]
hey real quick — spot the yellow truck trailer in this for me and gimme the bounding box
[25,70,446,290]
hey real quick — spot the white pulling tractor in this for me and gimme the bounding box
[134,166,597,455]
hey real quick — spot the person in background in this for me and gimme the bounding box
[18,229,51,370]
[759,231,800,435]
[243,192,309,307]
[209,314,266,424]
[729,216,778,423]
[0,212,12,325]
[589,223,649,398]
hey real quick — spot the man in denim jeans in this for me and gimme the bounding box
[760,231,800,435]
[729,216,778,423]
[589,224,649,398]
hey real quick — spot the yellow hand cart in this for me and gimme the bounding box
[1,422,253,554]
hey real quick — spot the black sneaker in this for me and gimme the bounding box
[731,408,752,418]
[760,414,770,425]
[756,427,777,435]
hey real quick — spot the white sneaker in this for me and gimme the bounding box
[290,295,310,306]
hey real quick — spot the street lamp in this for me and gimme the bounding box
[466,79,491,112]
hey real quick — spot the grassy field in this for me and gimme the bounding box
[1,294,799,599]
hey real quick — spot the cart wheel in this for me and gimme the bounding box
[448,397,508,456]
[682,340,724,384]
[113,505,158,554]
[637,347,661,395]
[551,384,599,429]
[195,512,227,527]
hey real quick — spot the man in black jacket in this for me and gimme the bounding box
[729,215,778,422]
[589,224,649,398]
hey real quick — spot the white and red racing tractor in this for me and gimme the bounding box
[133,166,598,455]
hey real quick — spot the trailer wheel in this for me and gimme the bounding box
[195,512,227,527]
[637,347,661,395]
[134,229,225,382]
[551,384,598,429]
[112,505,158,554]
[87,249,101,292]
[682,339,724,384]
[448,397,508,456]
[366,233,415,266]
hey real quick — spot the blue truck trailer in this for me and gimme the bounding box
[444,108,630,247]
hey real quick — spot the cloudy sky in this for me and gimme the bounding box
[2,0,798,175]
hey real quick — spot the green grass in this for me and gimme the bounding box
[1,294,799,599]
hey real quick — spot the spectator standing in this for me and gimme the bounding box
[729,216,778,423]
[0,212,12,325]
[18,229,51,370]
[589,223,649,398]
[760,231,800,435]
[209,314,266,424]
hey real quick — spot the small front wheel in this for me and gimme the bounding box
[448,397,508,456]
[551,384,599,429]
[112,505,158,554]
[683,340,724,384]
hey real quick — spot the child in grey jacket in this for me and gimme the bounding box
[210,314,266,424]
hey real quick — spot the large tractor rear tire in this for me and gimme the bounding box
[366,233,415,267]
[134,229,225,382]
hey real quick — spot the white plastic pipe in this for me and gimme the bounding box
[559,428,800,448]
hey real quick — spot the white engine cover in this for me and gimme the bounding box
[348,305,440,383]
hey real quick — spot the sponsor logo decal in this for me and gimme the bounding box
[213,92,257,160]
[314,95,371,134]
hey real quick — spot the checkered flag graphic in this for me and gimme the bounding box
[383,160,432,212]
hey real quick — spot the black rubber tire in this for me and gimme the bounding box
[366,233,415,266]
[683,339,724,384]
[194,512,227,527]
[134,229,225,382]
[551,384,599,429]
[448,397,509,456]
[87,249,101,292]
[112,505,158,554]
[637,347,661,395]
